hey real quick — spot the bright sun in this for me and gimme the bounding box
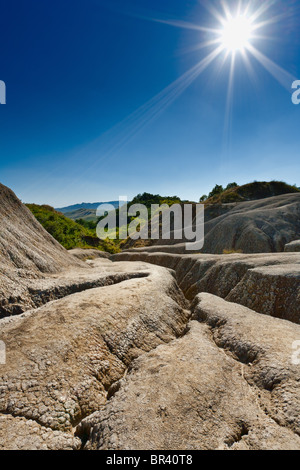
[220,15,253,52]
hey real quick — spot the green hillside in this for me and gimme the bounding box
[26,204,118,253]
[64,208,98,221]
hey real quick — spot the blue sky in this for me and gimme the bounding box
[0,0,300,206]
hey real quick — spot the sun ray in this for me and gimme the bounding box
[44,45,225,194]
[220,0,233,22]
[77,1,294,171]
[39,0,295,196]
[249,0,276,23]
[253,12,291,31]
[177,38,224,56]
[223,52,236,156]
[150,18,219,34]
[240,49,258,86]
[202,2,228,26]
[247,44,295,90]
[243,1,252,18]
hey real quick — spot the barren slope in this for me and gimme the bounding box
[0,183,84,316]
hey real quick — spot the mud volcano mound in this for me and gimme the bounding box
[0,183,82,316]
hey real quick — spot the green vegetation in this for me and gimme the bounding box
[130,193,182,210]
[27,194,186,255]
[200,181,299,205]
[199,183,238,202]
[64,208,98,222]
[26,204,119,253]
[77,193,188,250]
[76,218,98,231]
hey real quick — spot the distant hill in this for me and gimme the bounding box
[204,181,300,205]
[56,201,121,214]
[56,201,125,222]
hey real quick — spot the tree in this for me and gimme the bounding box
[208,184,224,199]
[199,195,207,202]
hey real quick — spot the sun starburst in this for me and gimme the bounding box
[219,14,253,52]
[138,0,295,157]
[56,1,296,182]
[152,1,294,89]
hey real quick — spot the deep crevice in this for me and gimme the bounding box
[225,421,250,448]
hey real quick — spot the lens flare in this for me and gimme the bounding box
[46,1,295,192]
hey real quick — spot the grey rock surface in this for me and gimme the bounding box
[79,294,300,450]
[285,240,300,252]
[1,182,300,450]
[0,260,188,450]
[125,193,300,254]
[202,193,300,253]
[68,248,110,260]
[0,183,84,317]
[113,252,300,323]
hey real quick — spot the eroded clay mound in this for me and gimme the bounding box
[0,260,188,450]
[0,183,84,316]
[112,252,300,323]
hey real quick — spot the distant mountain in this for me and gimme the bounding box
[64,208,98,221]
[56,201,121,214]
[56,201,125,222]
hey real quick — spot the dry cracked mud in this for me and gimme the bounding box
[0,259,189,450]
[1,182,300,450]
[1,256,300,450]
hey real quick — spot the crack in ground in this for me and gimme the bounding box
[0,272,149,319]
[196,312,300,440]
[73,280,193,449]
[70,263,300,449]
[4,257,298,450]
